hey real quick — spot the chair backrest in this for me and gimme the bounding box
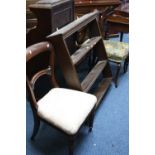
[26,41,58,110]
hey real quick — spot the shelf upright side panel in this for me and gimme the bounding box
[94,39,108,60]
[89,19,101,37]
[48,34,82,90]
[93,40,112,78]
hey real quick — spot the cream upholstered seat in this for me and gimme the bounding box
[37,88,97,135]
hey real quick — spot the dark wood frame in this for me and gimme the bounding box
[26,41,96,155]
[109,55,129,88]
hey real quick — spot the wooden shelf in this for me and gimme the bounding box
[47,10,112,108]
[94,77,112,107]
[81,60,107,92]
[71,36,102,65]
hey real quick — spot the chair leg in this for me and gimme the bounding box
[31,115,40,140]
[120,32,124,42]
[89,108,95,132]
[124,56,129,73]
[114,63,121,88]
[68,136,74,155]
[105,31,109,40]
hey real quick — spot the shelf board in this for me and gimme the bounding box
[71,36,102,65]
[94,77,112,108]
[81,60,107,92]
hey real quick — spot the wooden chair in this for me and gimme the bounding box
[26,41,97,155]
[103,40,129,87]
[101,3,129,87]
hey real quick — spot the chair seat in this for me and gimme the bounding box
[103,40,129,62]
[37,88,97,135]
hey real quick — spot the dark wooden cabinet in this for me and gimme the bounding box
[47,10,112,108]
[26,0,74,47]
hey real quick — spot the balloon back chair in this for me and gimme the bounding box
[26,41,97,155]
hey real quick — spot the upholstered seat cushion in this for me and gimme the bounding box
[103,40,129,62]
[37,88,97,135]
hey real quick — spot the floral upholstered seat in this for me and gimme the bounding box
[103,40,129,62]
[103,40,129,87]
